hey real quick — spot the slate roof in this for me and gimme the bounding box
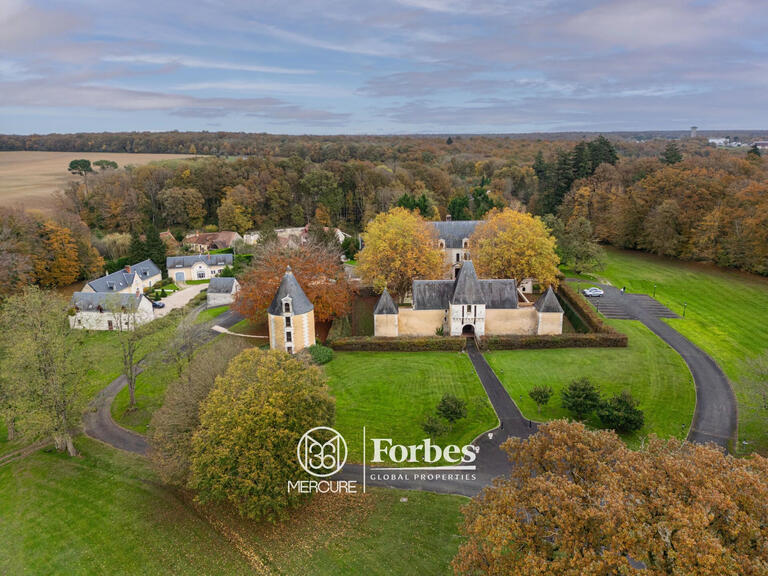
[412,261,519,310]
[166,254,233,269]
[373,289,398,315]
[86,258,159,292]
[535,286,563,313]
[71,292,144,312]
[208,277,238,294]
[451,260,485,305]
[184,231,242,249]
[267,267,313,315]
[429,220,480,249]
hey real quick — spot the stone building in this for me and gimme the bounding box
[206,277,240,308]
[373,260,563,338]
[69,292,154,331]
[166,254,233,282]
[267,267,315,354]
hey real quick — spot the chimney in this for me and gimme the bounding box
[125,265,131,273]
[446,214,452,221]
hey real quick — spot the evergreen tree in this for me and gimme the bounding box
[587,135,618,170]
[747,144,762,158]
[447,195,471,220]
[660,142,683,165]
[128,231,147,264]
[572,142,592,179]
[144,225,167,274]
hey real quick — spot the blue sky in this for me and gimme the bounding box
[1,0,767,134]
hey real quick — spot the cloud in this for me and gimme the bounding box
[102,54,314,75]
[253,23,403,56]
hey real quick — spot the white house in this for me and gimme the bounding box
[166,254,234,282]
[206,277,240,308]
[81,259,161,295]
[69,292,154,331]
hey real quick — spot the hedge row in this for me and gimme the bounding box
[557,283,618,334]
[480,332,627,350]
[326,336,465,352]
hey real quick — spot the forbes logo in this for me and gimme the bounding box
[297,426,347,478]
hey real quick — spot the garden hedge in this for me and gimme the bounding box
[480,332,627,350]
[556,283,619,334]
[326,336,465,352]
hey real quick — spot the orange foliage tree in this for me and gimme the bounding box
[357,207,446,302]
[454,420,768,576]
[469,208,560,286]
[234,240,352,323]
[33,221,81,288]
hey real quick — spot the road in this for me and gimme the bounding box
[580,282,737,450]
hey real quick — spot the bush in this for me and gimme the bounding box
[481,333,627,350]
[561,377,601,421]
[597,391,645,432]
[422,414,450,437]
[327,336,465,352]
[307,343,334,365]
[341,236,357,260]
[557,283,618,334]
[189,349,335,521]
[528,385,553,414]
[437,394,467,422]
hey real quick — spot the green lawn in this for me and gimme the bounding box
[0,438,466,575]
[185,279,210,285]
[194,305,229,324]
[599,248,768,454]
[485,319,695,446]
[111,358,178,434]
[323,351,497,463]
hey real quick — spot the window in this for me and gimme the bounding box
[456,253,460,262]
[284,302,291,314]
[286,331,292,343]
[467,305,472,315]
[286,345,293,354]
[463,240,468,249]
[107,320,114,330]
[197,271,206,279]
[285,316,291,327]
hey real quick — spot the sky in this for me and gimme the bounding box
[1,0,767,135]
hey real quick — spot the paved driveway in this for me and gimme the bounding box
[153,283,207,318]
[576,281,737,450]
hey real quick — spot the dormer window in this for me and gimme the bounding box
[463,239,469,249]
[438,239,445,249]
[284,302,291,314]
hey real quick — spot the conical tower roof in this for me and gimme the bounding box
[451,261,485,305]
[373,288,398,315]
[267,266,313,315]
[535,285,563,313]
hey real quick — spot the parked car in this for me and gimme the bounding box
[151,300,166,309]
[582,287,604,297]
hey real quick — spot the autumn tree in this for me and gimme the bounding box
[0,209,35,299]
[545,214,605,275]
[0,287,85,456]
[33,221,81,288]
[217,197,253,234]
[235,239,352,322]
[454,420,768,576]
[189,348,335,520]
[158,187,205,228]
[469,208,560,287]
[357,207,446,302]
[149,335,251,486]
[107,294,153,410]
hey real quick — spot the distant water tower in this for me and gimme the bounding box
[690,126,698,138]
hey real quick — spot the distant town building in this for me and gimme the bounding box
[753,141,768,150]
[690,126,698,138]
[242,225,350,249]
[183,231,242,252]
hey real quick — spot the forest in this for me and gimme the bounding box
[0,132,766,298]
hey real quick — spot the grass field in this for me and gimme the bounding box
[0,438,466,575]
[323,351,497,463]
[0,151,196,212]
[598,248,768,454]
[486,319,695,446]
[194,305,229,324]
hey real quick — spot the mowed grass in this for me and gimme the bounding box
[485,319,695,446]
[599,248,768,453]
[0,438,466,575]
[194,305,229,324]
[0,151,196,212]
[324,351,497,463]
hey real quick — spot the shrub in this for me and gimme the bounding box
[597,391,645,433]
[481,333,627,350]
[529,385,553,414]
[307,343,334,365]
[437,394,467,422]
[561,377,601,421]
[327,336,465,352]
[422,414,450,437]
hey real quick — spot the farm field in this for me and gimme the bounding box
[323,351,497,463]
[597,249,768,454]
[486,319,695,446]
[0,438,465,576]
[0,151,196,212]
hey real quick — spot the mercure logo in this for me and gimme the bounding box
[296,426,347,478]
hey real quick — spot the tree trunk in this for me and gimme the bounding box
[53,433,79,456]
[6,417,16,441]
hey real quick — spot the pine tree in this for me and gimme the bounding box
[144,225,167,274]
[128,231,147,264]
[660,142,683,165]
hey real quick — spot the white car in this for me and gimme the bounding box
[582,287,604,297]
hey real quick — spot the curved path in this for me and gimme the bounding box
[583,282,737,450]
[83,307,244,455]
